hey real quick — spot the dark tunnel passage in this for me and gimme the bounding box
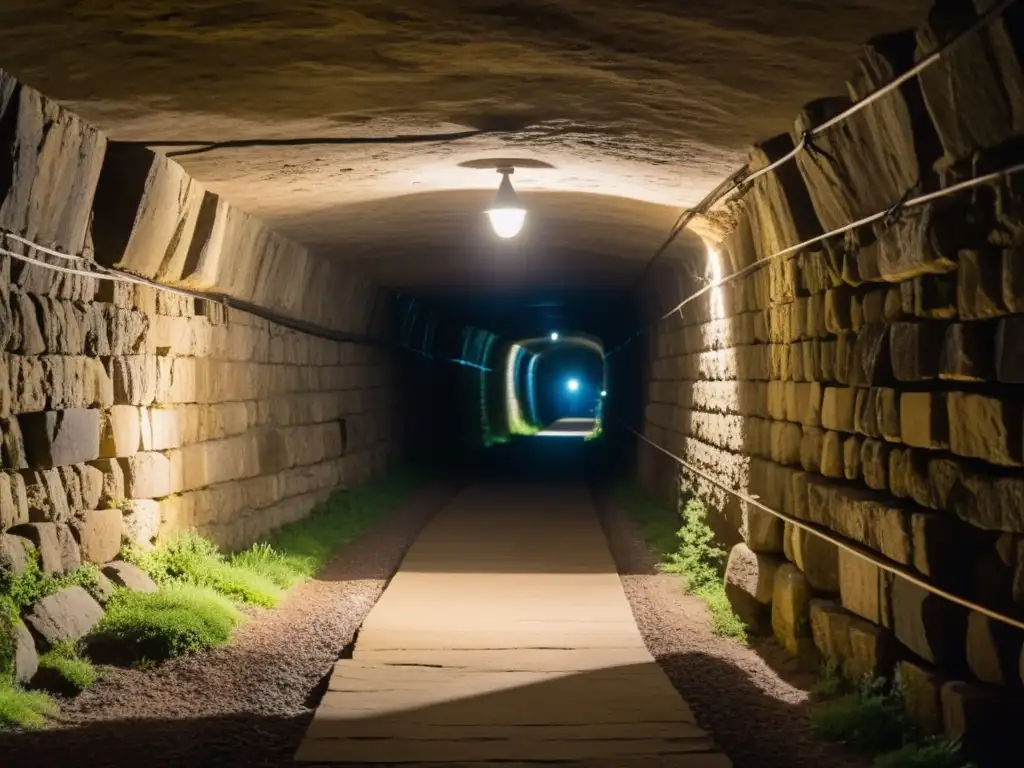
[4,1,1024,767]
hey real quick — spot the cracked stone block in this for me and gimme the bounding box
[18,408,100,468]
[22,468,70,524]
[873,203,960,283]
[23,585,104,651]
[120,499,161,549]
[0,471,29,529]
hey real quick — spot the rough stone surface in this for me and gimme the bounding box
[24,586,105,651]
[891,576,966,667]
[965,610,1023,688]
[0,532,34,576]
[8,521,73,575]
[72,508,124,565]
[724,543,780,634]
[771,563,816,667]
[18,408,101,468]
[838,548,890,626]
[100,405,142,458]
[102,561,158,593]
[898,659,944,736]
[10,618,39,684]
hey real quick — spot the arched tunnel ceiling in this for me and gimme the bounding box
[0,1,931,307]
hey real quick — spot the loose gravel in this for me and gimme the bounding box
[0,482,457,768]
[594,490,868,768]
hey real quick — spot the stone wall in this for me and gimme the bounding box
[0,70,492,576]
[639,2,1024,757]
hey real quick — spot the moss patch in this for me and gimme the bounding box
[0,682,56,730]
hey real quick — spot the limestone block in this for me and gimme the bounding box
[0,532,34,576]
[146,314,192,356]
[890,322,943,381]
[850,323,891,386]
[912,273,958,320]
[941,323,993,382]
[72,464,102,511]
[850,293,864,331]
[947,392,1022,466]
[7,618,38,684]
[71,508,123,564]
[89,458,125,507]
[873,203,960,283]
[861,439,889,491]
[99,405,141,458]
[821,387,857,433]
[91,143,205,281]
[995,313,1024,385]
[842,434,863,481]
[800,427,824,473]
[965,610,1024,687]
[18,409,98,468]
[769,420,801,466]
[22,468,71,523]
[900,392,949,449]
[787,471,810,522]
[10,291,45,356]
[958,248,1005,319]
[1,416,28,470]
[147,407,181,451]
[892,576,966,666]
[854,387,882,439]
[810,600,853,666]
[9,521,79,575]
[767,381,787,421]
[788,525,839,594]
[120,499,161,549]
[861,290,886,326]
[102,561,157,593]
[24,585,104,651]
[119,451,174,499]
[911,512,964,582]
[819,339,836,382]
[108,355,157,406]
[846,617,895,682]
[898,660,945,736]
[0,471,29,529]
[0,72,104,258]
[824,287,853,334]
[875,388,901,442]
[8,354,46,413]
[772,564,817,666]
[106,307,148,356]
[954,471,1024,532]
[839,548,891,626]
[724,543,781,634]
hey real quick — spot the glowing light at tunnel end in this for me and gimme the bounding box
[550,331,559,341]
[567,378,580,393]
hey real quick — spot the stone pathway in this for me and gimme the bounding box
[297,426,730,766]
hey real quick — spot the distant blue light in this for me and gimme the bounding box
[550,332,559,341]
[567,378,580,393]
[600,390,607,397]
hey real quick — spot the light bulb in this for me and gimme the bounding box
[550,332,559,341]
[600,390,607,397]
[487,208,526,239]
[567,379,580,393]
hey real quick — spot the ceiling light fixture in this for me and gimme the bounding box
[486,167,526,239]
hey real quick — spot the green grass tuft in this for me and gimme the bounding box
[811,676,908,754]
[0,682,56,730]
[811,660,846,700]
[123,534,283,608]
[873,738,977,768]
[92,585,241,661]
[37,640,97,692]
[615,484,746,643]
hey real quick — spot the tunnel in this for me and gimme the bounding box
[2,1,1024,766]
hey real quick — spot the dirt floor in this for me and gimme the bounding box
[0,474,865,768]
[595,490,869,768]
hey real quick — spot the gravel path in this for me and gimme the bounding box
[594,489,868,768]
[0,481,458,768]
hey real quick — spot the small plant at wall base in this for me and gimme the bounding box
[36,640,98,693]
[0,682,57,730]
[614,484,746,642]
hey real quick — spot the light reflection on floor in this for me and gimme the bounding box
[536,417,597,437]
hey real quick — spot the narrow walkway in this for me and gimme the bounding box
[297,424,730,766]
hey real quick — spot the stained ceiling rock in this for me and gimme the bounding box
[0,1,930,295]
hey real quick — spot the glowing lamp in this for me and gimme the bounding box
[486,168,526,239]
[567,378,580,393]
[600,390,607,397]
[550,332,559,341]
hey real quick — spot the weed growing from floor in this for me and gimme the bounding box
[614,484,747,642]
[583,422,603,441]
[811,660,846,700]
[0,681,57,730]
[0,554,103,612]
[92,585,241,661]
[811,676,908,754]
[37,640,97,692]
